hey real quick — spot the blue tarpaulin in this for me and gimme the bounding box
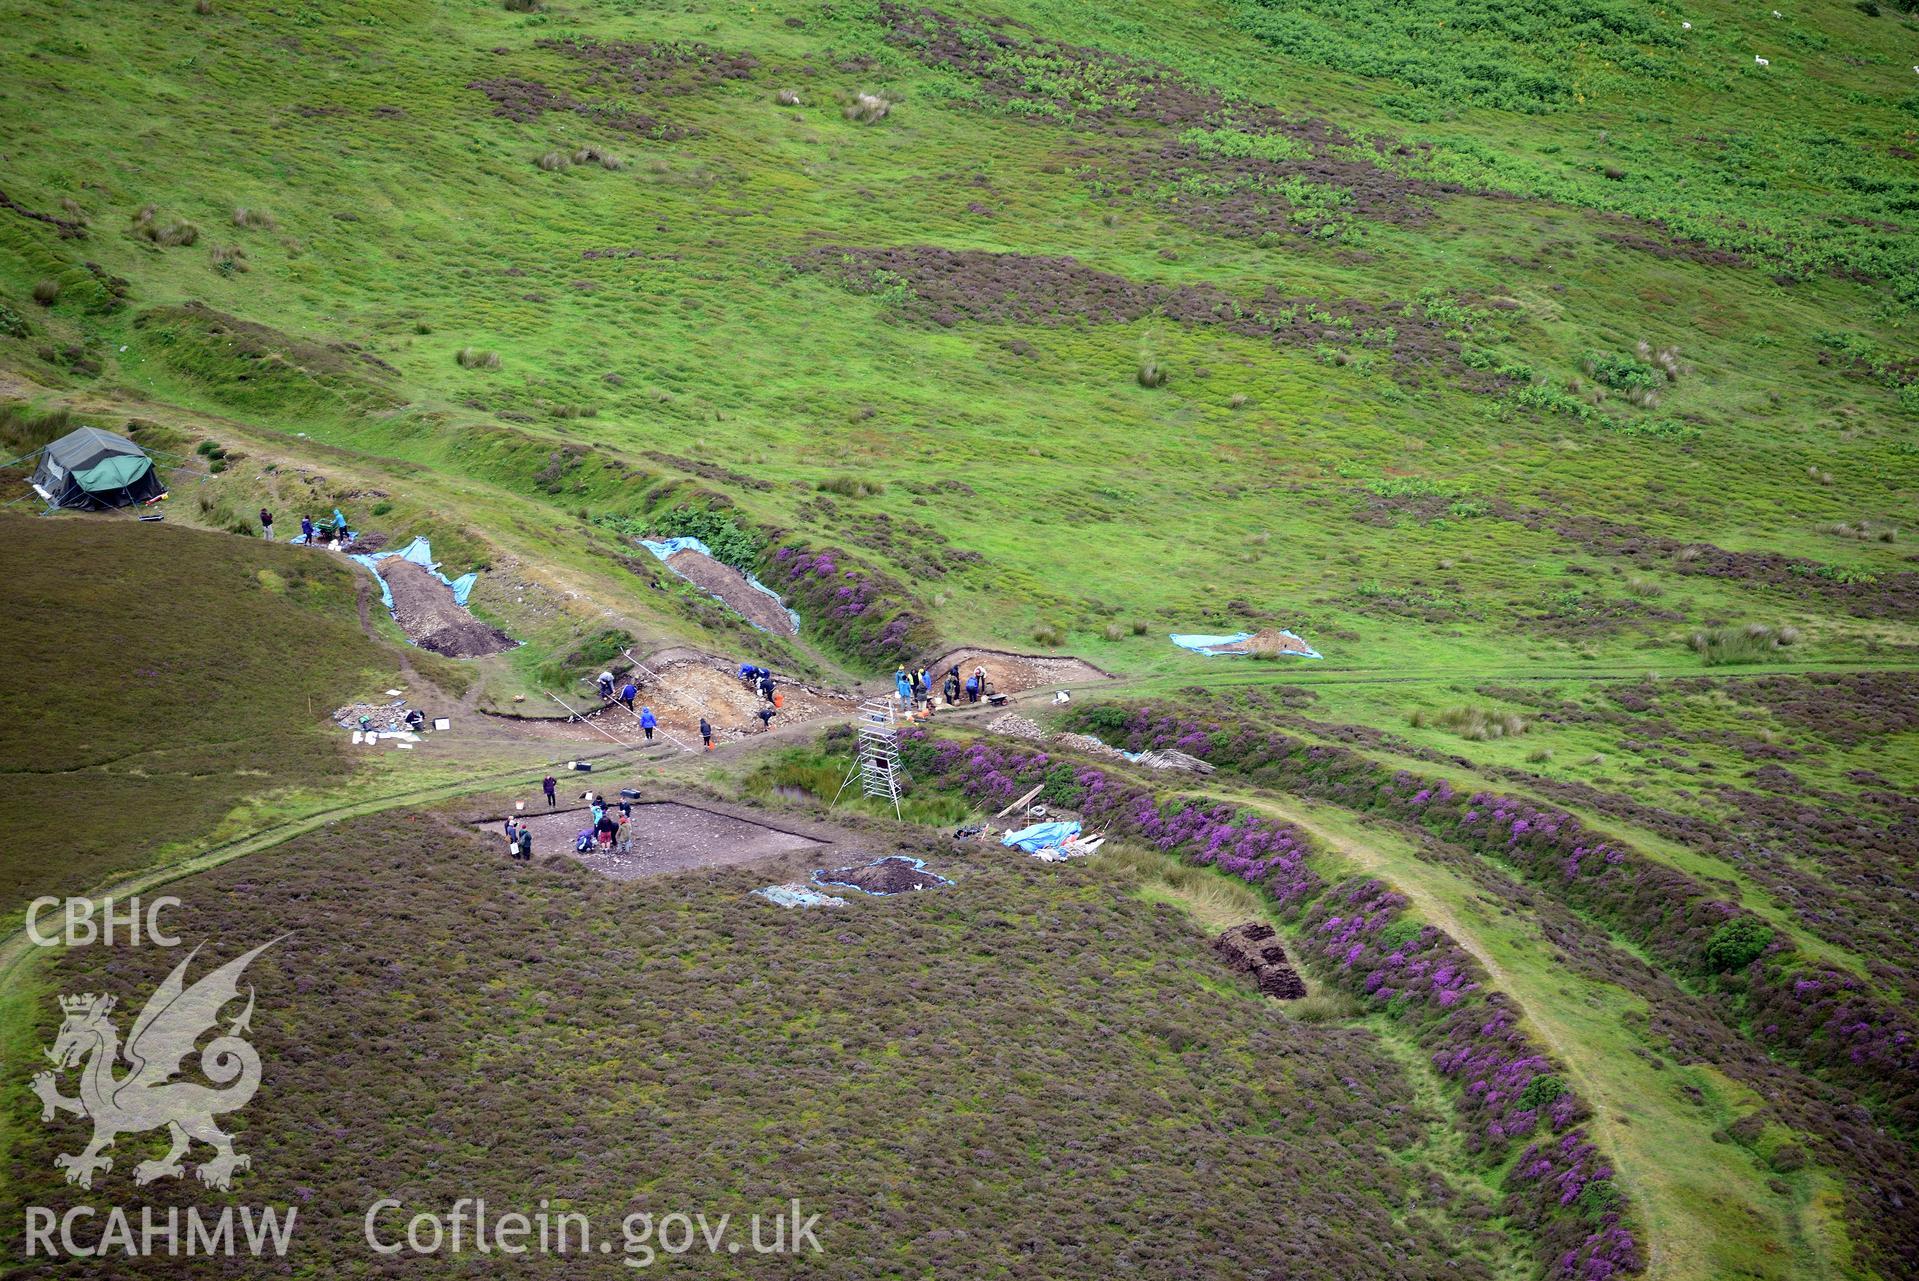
[1001,820,1082,853]
[1170,630,1322,659]
[638,536,801,634]
[753,882,848,909]
[351,537,478,613]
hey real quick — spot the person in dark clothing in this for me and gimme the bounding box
[542,775,557,808]
[619,681,638,712]
[595,813,619,850]
[758,675,775,703]
[503,817,520,855]
[618,798,632,820]
[966,675,981,703]
[405,708,426,732]
[699,717,713,751]
[259,508,274,540]
[944,674,960,706]
[300,515,315,544]
[756,706,776,733]
[515,828,532,861]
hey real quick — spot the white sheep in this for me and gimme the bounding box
[1755,55,1770,66]
[1771,8,1782,15]
[1682,20,1692,28]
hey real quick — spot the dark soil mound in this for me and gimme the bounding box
[379,556,515,658]
[1213,921,1305,1000]
[817,856,949,895]
[664,548,797,636]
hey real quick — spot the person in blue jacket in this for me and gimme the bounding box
[895,667,912,703]
[639,706,657,741]
[619,681,638,712]
[300,515,315,544]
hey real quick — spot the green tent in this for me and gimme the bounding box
[29,426,163,510]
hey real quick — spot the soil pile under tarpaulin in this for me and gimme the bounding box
[381,557,515,657]
[665,549,798,636]
[816,855,951,895]
[926,648,1112,695]
[1214,629,1317,657]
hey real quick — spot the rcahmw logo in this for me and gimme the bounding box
[22,937,299,1261]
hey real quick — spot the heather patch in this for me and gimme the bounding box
[792,245,1493,388]
[1513,508,1919,621]
[470,39,757,142]
[878,5,1459,243]
[899,728,1641,1279]
[6,805,1492,1281]
[760,542,937,670]
[1065,701,1919,1134]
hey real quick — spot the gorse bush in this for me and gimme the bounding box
[1705,918,1775,972]
[1581,350,1662,394]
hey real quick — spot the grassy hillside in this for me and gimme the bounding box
[0,0,1912,678]
[0,512,401,907]
[0,0,1914,1278]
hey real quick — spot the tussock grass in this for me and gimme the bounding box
[843,92,891,123]
[1689,623,1801,665]
[1409,705,1529,740]
[1032,624,1065,646]
[816,475,883,497]
[456,346,500,370]
[30,279,58,305]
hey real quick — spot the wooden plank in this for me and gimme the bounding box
[997,782,1043,820]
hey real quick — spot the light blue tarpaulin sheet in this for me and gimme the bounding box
[638,536,801,634]
[351,536,477,613]
[291,507,356,546]
[753,882,847,909]
[1170,630,1322,659]
[1001,820,1082,853]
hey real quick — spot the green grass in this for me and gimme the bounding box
[0,0,1914,1275]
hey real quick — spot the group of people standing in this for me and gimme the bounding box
[577,789,635,856]
[897,663,989,709]
[259,507,349,546]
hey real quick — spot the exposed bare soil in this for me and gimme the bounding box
[926,647,1113,696]
[479,654,857,748]
[378,556,515,657]
[664,548,797,636]
[481,802,823,881]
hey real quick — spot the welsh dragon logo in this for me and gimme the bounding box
[31,939,280,1191]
